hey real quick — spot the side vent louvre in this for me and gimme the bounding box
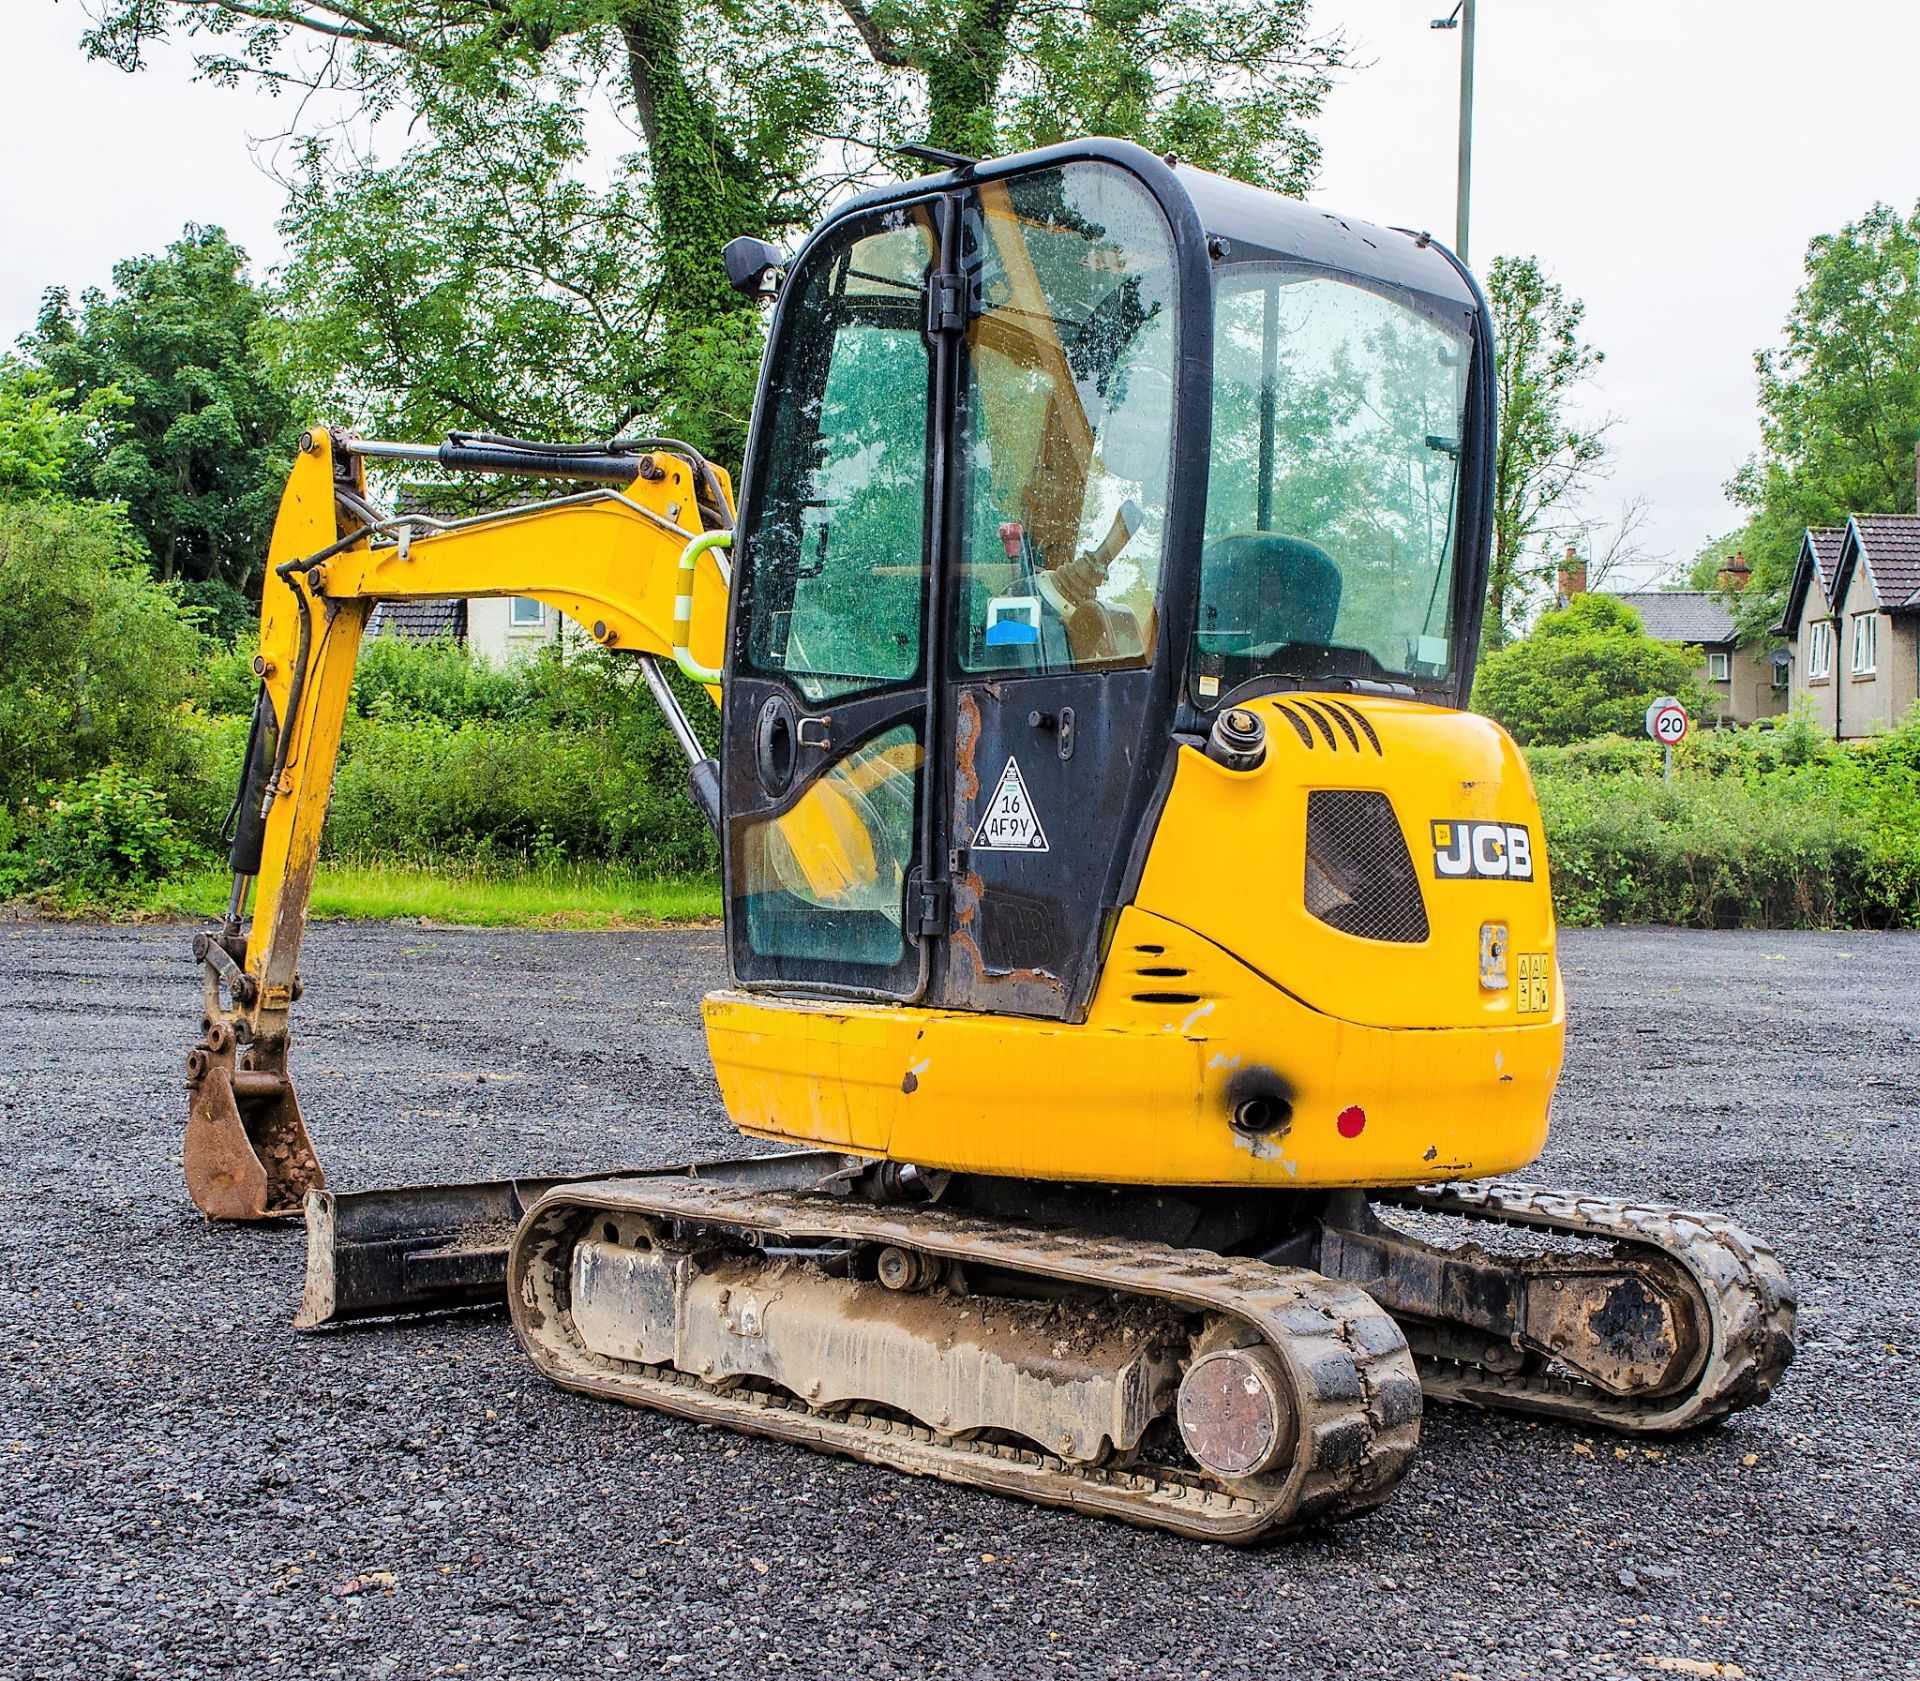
[1331,700,1383,754]
[1265,699,1383,755]
[1304,790,1428,944]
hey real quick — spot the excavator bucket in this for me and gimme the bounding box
[296,1151,858,1327]
[183,1024,322,1220]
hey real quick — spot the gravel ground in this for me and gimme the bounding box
[1,918,1915,1681]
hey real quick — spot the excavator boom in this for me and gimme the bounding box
[184,427,733,1220]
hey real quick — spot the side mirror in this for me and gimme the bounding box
[722,236,786,299]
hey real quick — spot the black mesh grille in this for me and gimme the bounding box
[1304,790,1429,944]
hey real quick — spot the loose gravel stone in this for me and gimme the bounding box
[0,919,1914,1679]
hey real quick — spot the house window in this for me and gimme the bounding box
[1851,612,1878,675]
[508,597,545,629]
[1771,657,1788,691]
[1707,650,1730,682]
[1806,619,1834,681]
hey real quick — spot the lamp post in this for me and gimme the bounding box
[1431,0,1476,261]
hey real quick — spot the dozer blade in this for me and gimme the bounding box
[1328,1181,1796,1434]
[508,1176,1424,1543]
[297,1150,860,1328]
[183,1026,322,1220]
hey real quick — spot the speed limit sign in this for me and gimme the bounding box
[1645,697,1689,746]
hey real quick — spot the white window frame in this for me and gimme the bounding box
[508,596,546,630]
[1806,619,1834,681]
[1851,611,1878,676]
[1707,650,1730,682]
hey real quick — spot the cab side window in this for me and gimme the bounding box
[747,210,937,702]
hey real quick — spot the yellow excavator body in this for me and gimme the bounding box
[711,692,1562,1185]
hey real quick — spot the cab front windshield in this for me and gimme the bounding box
[1195,268,1471,700]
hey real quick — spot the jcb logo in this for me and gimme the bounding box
[1431,820,1534,881]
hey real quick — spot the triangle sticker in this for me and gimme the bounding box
[973,755,1049,853]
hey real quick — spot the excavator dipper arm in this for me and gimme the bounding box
[183,426,733,1220]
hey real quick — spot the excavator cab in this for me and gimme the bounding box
[703,139,1553,1191]
[721,141,1491,1026]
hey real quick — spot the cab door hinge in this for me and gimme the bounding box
[906,869,950,939]
[926,272,968,336]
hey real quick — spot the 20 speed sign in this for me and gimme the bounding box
[1645,697,1689,745]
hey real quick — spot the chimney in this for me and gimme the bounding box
[1717,550,1752,592]
[1555,545,1587,604]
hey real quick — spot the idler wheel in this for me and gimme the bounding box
[1176,1346,1296,1479]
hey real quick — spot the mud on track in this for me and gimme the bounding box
[1,919,1915,1679]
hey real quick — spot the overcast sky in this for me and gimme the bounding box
[4,0,1918,583]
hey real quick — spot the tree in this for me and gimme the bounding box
[22,225,299,616]
[78,0,1346,459]
[1473,593,1710,747]
[270,95,668,446]
[1721,200,1920,635]
[843,0,1343,192]
[0,497,204,813]
[0,356,127,497]
[1483,254,1610,650]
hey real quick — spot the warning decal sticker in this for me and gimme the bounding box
[973,756,1050,853]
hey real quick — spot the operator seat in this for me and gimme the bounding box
[1196,532,1342,655]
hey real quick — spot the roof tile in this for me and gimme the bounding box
[369,599,466,642]
[1606,591,1737,644]
[1853,514,1920,611]
[1807,527,1846,596]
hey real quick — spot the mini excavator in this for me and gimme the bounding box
[184,140,1794,1541]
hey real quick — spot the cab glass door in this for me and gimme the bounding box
[725,204,942,996]
[939,162,1181,1018]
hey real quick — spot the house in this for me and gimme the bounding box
[1775,500,1920,739]
[1605,585,1787,725]
[367,595,568,665]
[1572,534,1784,726]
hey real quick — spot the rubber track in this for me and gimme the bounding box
[1375,1180,1796,1433]
[509,1178,1423,1542]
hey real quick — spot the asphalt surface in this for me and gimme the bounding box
[1,919,1915,1681]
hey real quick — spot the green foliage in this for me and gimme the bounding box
[183,637,718,878]
[21,226,300,592]
[915,0,1345,192]
[83,0,1345,469]
[271,96,665,447]
[349,634,527,723]
[1533,712,1920,929]
[1723,200,1920,636]
[325,713,713,875]
[2,766,191,898]
[0,496,205,811]
[1474,594,1709,747]
[149,857,720,926]
[1483,255,1609,649]
[0,355,128,497]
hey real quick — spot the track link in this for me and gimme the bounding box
[1375,1180,1796,1433]
[509,1177,1422,1542]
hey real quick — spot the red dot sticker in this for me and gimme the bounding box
[1336,1105,1367,1139]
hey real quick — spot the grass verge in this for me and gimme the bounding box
[130,859,722,928]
